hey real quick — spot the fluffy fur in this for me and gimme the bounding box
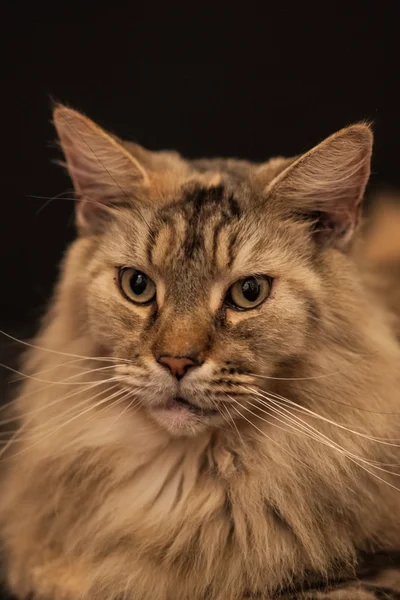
[0,107,399,600]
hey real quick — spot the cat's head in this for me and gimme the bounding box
[54,106,372,436]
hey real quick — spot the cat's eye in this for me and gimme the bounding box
[118,268,156,305]
[225,276,272,310]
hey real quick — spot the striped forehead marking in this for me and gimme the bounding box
[148,185,242,269]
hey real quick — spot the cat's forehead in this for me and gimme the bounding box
[160,183,243,224]
[147,184,246,273]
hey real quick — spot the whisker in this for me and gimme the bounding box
[227,398,326,476]
[245,389,400,474]
[230,394,400,492]
[289,384,400,415]
[249,371,343,382]
[220,402,245,446]
[0,382,123,442]
[247,387,395,456]
[0,366,126,421]
[28,189,77,215]
[242,393,339,449]
[0,379,115,428]
[8,357,120,383]
[28,190,76,201]
[104,395,137,429]
[29,383,123,434]
[4,362,125,399]
[245,398,328,444]
[0,363,121,386]
[52,389,142,452]
[248,394,400,471]
[0,386,132,460]
[77,387,132,423]
[0,330,133,364]
[254,387,400,446]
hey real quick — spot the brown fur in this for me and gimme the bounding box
[0,107,399,599]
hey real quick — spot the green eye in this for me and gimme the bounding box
[118,268,156,305]
[225,276,272,310]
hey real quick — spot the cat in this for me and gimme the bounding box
[0,106,399,600]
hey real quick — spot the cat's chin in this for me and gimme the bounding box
[148,396,221,436]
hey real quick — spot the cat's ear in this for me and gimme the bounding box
[264,124,373,249]
[53,105,149,232]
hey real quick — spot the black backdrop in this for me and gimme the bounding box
[2,14,400,333]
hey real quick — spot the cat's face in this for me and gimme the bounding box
[81,183,321,435]
[54,107,372,436]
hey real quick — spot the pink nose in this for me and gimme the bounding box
[158,356,197,379]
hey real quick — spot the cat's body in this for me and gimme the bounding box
[0,108,399,599]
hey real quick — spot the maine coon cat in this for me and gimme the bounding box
[0,106,399,600]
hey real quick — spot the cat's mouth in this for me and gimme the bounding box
[153,396,219,417]
[148,395,221,434]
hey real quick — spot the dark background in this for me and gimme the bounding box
[1,13,400,380]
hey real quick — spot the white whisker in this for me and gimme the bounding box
[243,387,400,478]
[0,363,128,418]
[220,402,245,446]
[248,394,400,472]
[253,387,400,446]
[227,395,322,474]
[230,394,400,492]
[0,363,121,386]
[0,329,133,364]
[0,382,122,443]
[0,385,130,460]
[8,357,119,383]
[30,383,123,434]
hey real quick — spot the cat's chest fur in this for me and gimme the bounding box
[0,413,371,600]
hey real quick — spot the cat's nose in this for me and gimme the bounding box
[157,355,198,380]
